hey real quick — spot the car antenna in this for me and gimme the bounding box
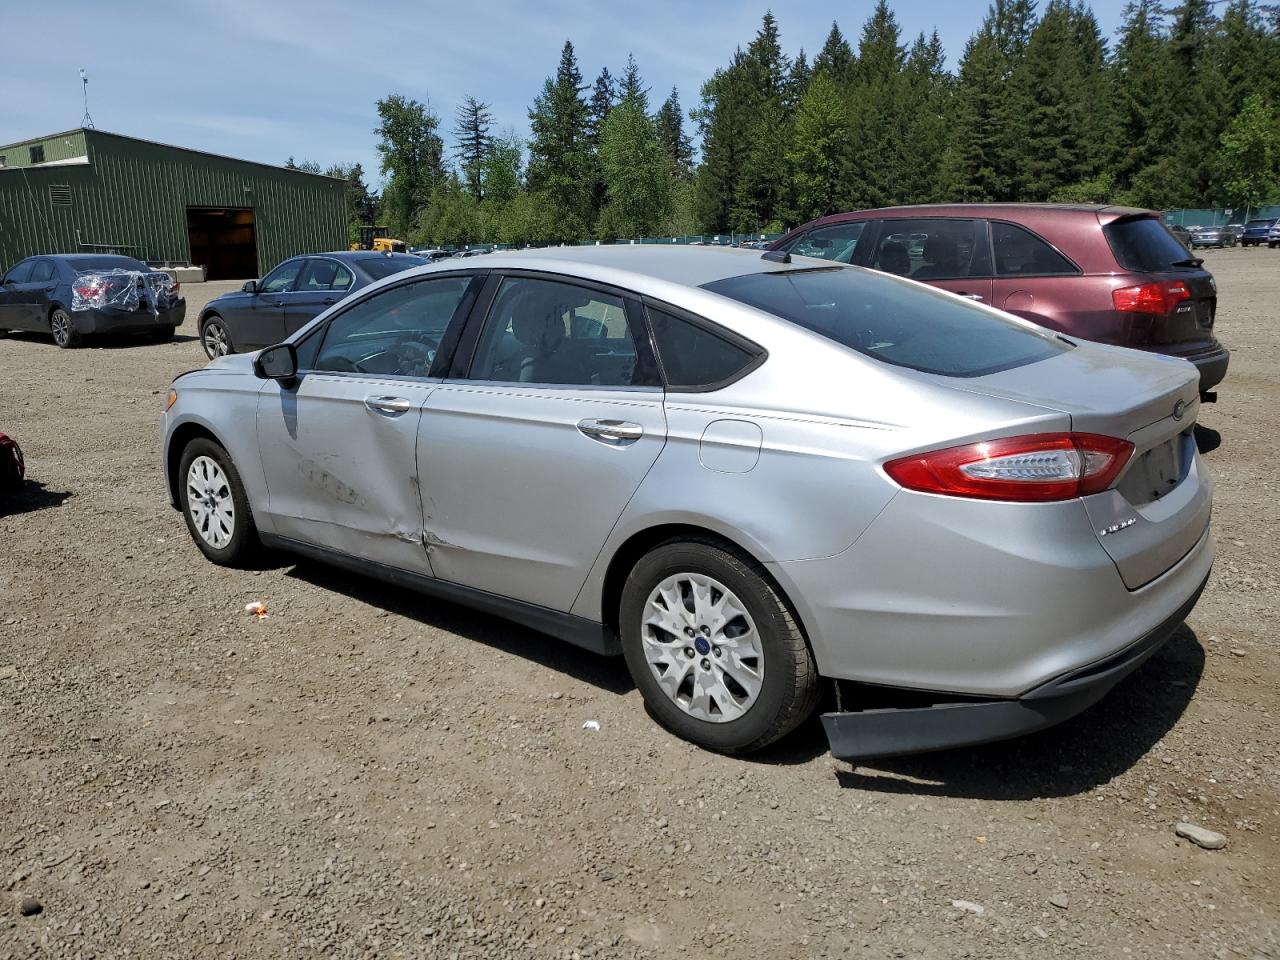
[761,249,790,264]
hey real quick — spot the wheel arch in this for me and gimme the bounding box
[165,420,228,508]
[596,522,812,650]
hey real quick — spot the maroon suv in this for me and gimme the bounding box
[770,204,1228,395]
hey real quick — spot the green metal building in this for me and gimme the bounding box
[0,128,347,279]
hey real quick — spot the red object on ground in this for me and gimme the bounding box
[0,432,25,494]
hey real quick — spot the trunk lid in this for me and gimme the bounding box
[938,344,1210,589]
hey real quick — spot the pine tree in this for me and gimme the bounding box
[374,94,445,239]
[845,0,908,207]
[814,22,855,84]
[587,67,616,145]
[941,24,1009,200]
[693,55,754,231]
[618,54,649,111]
[527,40,592,237]
[899,31,952,204]
[655,88,693,181]
[731,13,793,231]
[785,50,812,111]
[452,96,494,200]
[1109,0,1168,197]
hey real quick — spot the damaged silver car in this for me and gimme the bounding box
[161,246,1213,760]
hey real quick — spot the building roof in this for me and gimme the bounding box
[0,128,344,180]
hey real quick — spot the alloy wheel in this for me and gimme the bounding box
[186,455,235,548]
[203,321,229,359]
[51,310,72,347]
[641,572,764,723]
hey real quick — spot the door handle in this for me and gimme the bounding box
[577,419,643,446]
[364,395,412,415]
[958,293,984,301]
[323,297,337,305]
[272,299,285,307]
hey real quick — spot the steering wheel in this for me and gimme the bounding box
[390,333,440,375]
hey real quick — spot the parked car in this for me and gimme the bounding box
[1240,218,1277,247]
[1167,223,1193,249]
[770,204,1228,396]
[1225,223,1245,241]
[1269,222,1280,248]
[0,254,185,348]
[1188,225,1236,248]
[197,251,422,359]
[0,431,24,499]
[162,246,1212,760]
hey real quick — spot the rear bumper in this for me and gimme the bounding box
[72,300,186,334]
[1188,345,1229,393]
[822,567,1209,760]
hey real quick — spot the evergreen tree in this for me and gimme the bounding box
[731,13,793,230]
[618,54,649,111]
[452,96,494,200]
[814,22,855,84]
[1108,0,1168,198]
[785,50,812,111]
[845,1,908,207]
[655,88,693,181]
[374,94,445,239]
[899,31,952,204]
[527,40,592,238]
[941,23,1010,200]
[693,54,755,231]
[587,67,616,145]
[785,72,848,222]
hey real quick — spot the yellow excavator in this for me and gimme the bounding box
[351,225,407,253]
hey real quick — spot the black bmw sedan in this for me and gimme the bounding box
[197,251,422,359]
[0,254,185,348]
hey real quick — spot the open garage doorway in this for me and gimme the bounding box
[186,207,257,280]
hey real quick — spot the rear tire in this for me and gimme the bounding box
[178,438,260,567]
[50,308,79,349]
[619,538,820,754]
[201,316,233,359]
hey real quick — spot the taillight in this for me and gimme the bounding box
[72,278,110,309]
[884,433,1134,502]
[1112,280,1190,314]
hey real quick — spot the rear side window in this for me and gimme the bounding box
[991,222,1078,276]
[704,268,1067,378]
[872,218,991,281]
[29,260,56,282]
[360,256,419,280]
[1104,218,1197,272]
[647,307,760,390]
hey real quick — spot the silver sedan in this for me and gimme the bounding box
[161,246,1213,759]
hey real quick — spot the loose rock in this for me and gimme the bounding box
[18,896,43,917]
[1175,822,1227,850]
[1048,894,1070,910]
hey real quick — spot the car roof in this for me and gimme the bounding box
[793,203,1155,231]
[61,254,148,268]
[440,244,813,289]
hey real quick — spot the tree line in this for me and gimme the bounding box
[291,0,1280,247]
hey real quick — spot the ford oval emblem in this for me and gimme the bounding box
[1173,399,1187,421]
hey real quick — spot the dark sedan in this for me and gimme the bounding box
[197,251,422,358]
[0,254,185,348]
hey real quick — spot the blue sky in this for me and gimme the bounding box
[1,1,1124,187]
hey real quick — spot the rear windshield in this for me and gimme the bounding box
[1104,218,1198,272]
[69,256,148,272]
[703,267,1067,378]
[1246,219,1275,228]
[358,256,420,280]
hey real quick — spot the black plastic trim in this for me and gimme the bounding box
[822,569,1209,760]
[259,533,621,656]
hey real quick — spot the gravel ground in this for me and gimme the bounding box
[1,251,1277,959]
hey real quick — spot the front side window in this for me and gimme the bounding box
[704,267,1067,378]
[647,307,760,389]
[992,222,1078,276]
[260,260,304,295]
[3,261,34,285]
[314,276,472,376]
[872,218,991,281]
[785,222,866,264]
[29,260,56,283]
[469,277,642,387]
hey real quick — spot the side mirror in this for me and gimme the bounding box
[242,279,259,294]
[254,343,298,381]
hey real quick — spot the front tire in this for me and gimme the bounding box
[50,308,79,349]
[178,438,260,566]
[619,538,820,754]
[201,316,233,359]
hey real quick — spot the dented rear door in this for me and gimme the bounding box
[256,373,436,574]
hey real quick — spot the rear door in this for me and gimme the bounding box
[416,272,666,611]
[285,258,354,336]
[866,218,993,305]
[989,220,1084,331]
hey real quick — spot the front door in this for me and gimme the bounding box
[285,258,353,336]
[234,258,303,350]
[418,274,667,611]
[0,260,35,330]
[255,274,477,573]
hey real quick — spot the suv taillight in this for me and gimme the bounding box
[1113,280,1190,314]
[884,433,1134,502]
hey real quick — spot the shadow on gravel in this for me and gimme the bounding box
[1,481,73,517]
[1,331,198,349]
[833,626,1205,799]
[1194,424,1222,455]
[285,559,637,695]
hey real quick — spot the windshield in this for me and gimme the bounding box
[703,267,1067,378]
[358,256,420,280]
[1246,219,1274,228]
[1104,217,1197,272]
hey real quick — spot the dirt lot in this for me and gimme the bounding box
[1,251,1277,959]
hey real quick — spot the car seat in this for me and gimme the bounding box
[877,241,912,277]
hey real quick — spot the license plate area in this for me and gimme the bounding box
[1117,431,1191,505]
